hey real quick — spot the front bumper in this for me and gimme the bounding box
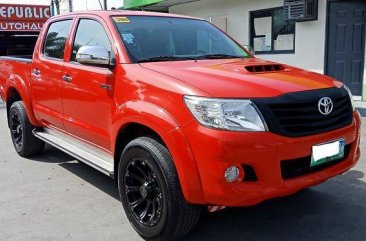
[181,111,361,206]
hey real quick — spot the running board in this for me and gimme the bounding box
[33,128,114,177]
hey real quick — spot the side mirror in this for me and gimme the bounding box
[76,46,111,66]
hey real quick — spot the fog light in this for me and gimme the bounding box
[225,166,240,182]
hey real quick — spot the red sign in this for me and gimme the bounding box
[0,4,50,32]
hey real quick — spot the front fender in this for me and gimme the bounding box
[112,100,205,204]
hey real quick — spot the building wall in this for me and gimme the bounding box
[170,0,366,98]
[364,36,366,100]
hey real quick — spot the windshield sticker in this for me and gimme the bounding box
[113,17,130,23]
[122,33,135,44]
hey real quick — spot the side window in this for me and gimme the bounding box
[250,8,295,54]
[44,20,72,59]
[72,19,112,61]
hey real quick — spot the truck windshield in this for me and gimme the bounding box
[113,16,250,63]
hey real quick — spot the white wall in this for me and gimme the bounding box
[171,0,366,98]
[170,0,327,73]
[364,35,366,100]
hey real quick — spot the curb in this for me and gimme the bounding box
[357,108,366,118]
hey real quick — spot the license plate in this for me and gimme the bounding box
[311,139,345,167]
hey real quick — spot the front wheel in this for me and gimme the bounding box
[118,137,201,241]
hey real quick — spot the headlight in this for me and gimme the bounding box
[184,96,267,131]
[343,85,355,111]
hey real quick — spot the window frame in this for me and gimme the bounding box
[249,7,296,55]
[69,17,114,68]
[42,18,74,61]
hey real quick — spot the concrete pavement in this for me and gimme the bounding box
[0,101,365,241]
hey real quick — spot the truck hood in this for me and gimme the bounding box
[139,58,341,98]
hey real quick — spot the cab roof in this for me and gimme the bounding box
[52,10,201,21]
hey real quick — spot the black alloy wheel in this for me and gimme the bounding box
[10,110,23,150]
[124,157,163,227]
[118,137,201,241]
[8,101,45,157]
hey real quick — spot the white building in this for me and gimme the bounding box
[124,0,366,100]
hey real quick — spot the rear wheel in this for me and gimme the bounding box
[118,137,201,241]
[8,101,45,157]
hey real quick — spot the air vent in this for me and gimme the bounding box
[284,0,318,22]
[245,64,285,73]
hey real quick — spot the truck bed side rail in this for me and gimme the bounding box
[0,56,32,63]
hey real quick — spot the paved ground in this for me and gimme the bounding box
[0,101,365,241]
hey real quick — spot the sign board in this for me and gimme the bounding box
[123,0,165,9]
[0,4,50,32]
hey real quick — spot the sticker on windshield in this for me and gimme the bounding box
[113,17,130,23]
[122,33,135,44]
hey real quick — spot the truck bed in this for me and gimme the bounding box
[0,56,33,100]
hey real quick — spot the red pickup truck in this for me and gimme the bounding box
[0,11,361,241]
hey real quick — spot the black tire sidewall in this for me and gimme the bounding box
[8,101,44,157]
[9,103,27,154]
[119,144,171,240]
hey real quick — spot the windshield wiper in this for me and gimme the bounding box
[138,56,194,63]
[138,54,244,63]
[195,54,244,60]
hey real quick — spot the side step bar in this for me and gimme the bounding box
[33,128,114,178]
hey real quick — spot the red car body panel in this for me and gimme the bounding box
[140,59,343,98]
[0,60,41,126]
[180,111,361,206]
[0,10,361,206]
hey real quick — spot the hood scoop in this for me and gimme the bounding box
[245,64,285,73]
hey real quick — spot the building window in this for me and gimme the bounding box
[250,7,295,54]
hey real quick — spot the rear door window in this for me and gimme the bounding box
[43,20,73,59]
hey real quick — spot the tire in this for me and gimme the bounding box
[118,137,201,241]
[8,101,45,157]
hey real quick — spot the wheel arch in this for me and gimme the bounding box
[6,87,22,128]
[113,122,165,176]
[5,81,40,128]
[112,101,205,204]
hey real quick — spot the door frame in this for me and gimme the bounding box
[324,0,366,96]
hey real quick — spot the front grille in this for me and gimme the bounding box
[280,143,352,179]
[253,88,353,137]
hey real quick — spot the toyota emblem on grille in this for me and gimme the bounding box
[318,97,333,115]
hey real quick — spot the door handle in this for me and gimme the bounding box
[100,83,112,90]
[62,75,72,82]
[32,69,41,76]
